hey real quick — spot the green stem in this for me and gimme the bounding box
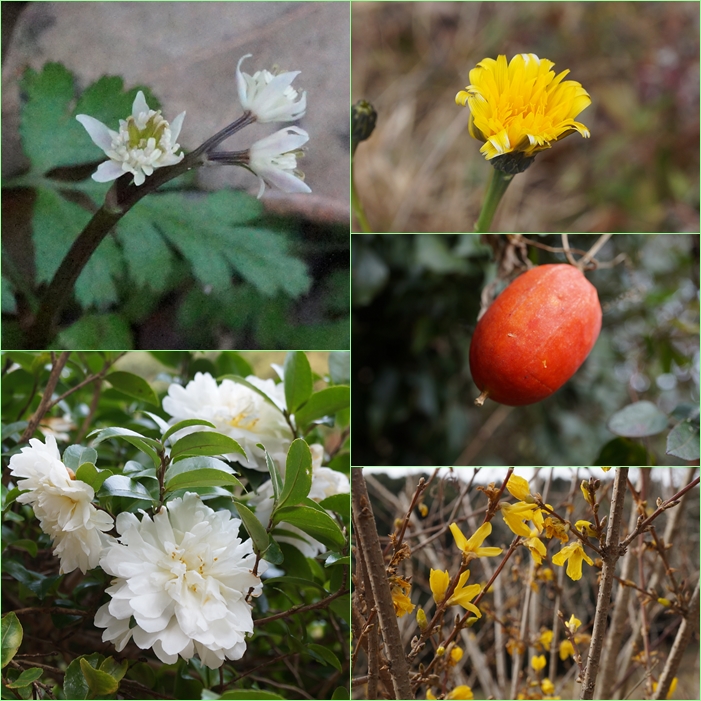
[351,158,372,233]
[474,167,515,232]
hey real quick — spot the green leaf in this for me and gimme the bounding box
[79,658,118,695]
[666,420,700,461]
[328,352,350,385]
[263,576,328,594]
[607,401,668,438]
[162,418,216,442]
[98,475,155,502]
[88,426,161,466]
[164,468,244,492]
[1,278,17,314]
[283,352,313,413]
[105,371,159,407]
[58,314,133,350]
[319,493,351,521]
[1,612,23,668]
[261,445,283,501]
[74,463,112,492]
[274,502,346,550]
[593,437,649,466]
[277,439,312,511]
[325,553,351,567]
[9,540,39,558]
[234,500,269,555]
[1,421,29,441]
[98,657,128,683]
[62,445,98,470]
[170,431,246,461]
[331,686,350,700]
[293,386,350,428]
[219,691,285,700]
[263,538,284,565]
[215,352,253,379]
[307,643,342,671]
[2,560,59,599]
[329,593,350,624]
[63,657,90,700]
[5,667,43,688]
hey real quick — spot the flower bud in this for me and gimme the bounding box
[657,597,671,607]
[352,100,378,149]
[416,607,429,631]
[436,646,446,657]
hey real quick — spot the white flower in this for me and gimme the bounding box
[76,91,185,186]
[236,54,306,123]
[94,492,265,669]
[162,372,293,471]
[248,126,311,199]
[248,444,349,558]
[8,435,114,574]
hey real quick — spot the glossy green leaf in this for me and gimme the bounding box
[219,691,285,700]
[325,553,351,567]
[593,437,649,466]
[607,401,668,438]
[79,658,118,695]
[162,418,216,442]
[1,612,23,668]
[260,445,283,501]
[99,657,128,683]
[2,421,28,441]
[98,475,156,502]
[331,686,350,700]
[328,352,350,385]
[263,538,284,565]
[8,540,38,558]
[165,455,238,480]
[274,502,346,549]
[62,445,98,470]
[319,493,351,520]
[5,667,43,688]
[307,643,342,671]
[63,656,91,700]
[277,439,312,511]
[141,411,170,434]
[170,431,246,461]
[164,468,243,492]
[293,386,350,428]
[74,463,112,492]
[234,500,269,555]
[105,371,159,407]
[215,352,253,379]
[666,420,700,460]
[58,313,133,349]
[263,576,328,594]
[283,352,313,413]
[88,426,160,467]
[2,560,59,599]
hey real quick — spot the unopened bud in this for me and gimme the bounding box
[657,597,671,607]
[465,616,480,627]
[436,646,446,657]
[416,607,429,631]
[351,100,377,151]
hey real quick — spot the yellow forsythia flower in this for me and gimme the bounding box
[501,502,540,537]
[506,473,533,502]
[541,678,555,695]
[559,639,575,660]
[450,522,503,558]
[430,568,451,604]
[552,541,594,581]
[575,520,597,537]
[531,654,547,672]
[426,690,437,700]
[566,614,582,633]
[390,577,416,617]
[449,646,464,665]
[601,467,612,472]
[525,528,547,565]
[446,570,482,618]
[447,686,474,700]
[538,629,553,649]
[455,54,590,164]
[580,480,594,505]
[543,517,569,543]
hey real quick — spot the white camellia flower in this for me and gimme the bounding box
[95,492,265,669]
[162,372,293,471]
[76,91,185,186]
[248,444,349,558]
[236,54,306,123]
[8,435,114,574]
[248,126,311,199]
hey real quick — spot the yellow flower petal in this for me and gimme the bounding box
[506,473,531,502]
[541,678,555,695]
[502,502,536,537]
[559,639,574,660]
[531,654,546,672]
[430,568,451,604]
[426,690,437,700]
[450,522,469,551]
[447,685,474,700]
[567,614,582,633]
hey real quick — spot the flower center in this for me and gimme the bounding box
[126,113,168,149]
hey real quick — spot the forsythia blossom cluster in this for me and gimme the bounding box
[8,436,114,574]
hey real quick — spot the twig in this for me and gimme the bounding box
[352,469,412,700]
[578,234,613,269]
[453,405,514,465]
[561,234,578,266]
[580,467,629,700]
[19,352,71,443]
[254,579,348,627]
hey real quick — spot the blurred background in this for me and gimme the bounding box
[352,234,700,466]
[351,1,700,232]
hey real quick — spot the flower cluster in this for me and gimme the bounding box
[8,435,114,574]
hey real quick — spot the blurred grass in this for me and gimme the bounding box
[351,1,700,232]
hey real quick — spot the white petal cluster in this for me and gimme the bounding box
[8,435,114,574]
[236,54,306,123]
[76,91,185,186]
[162,372,293,471]
[248,444,349,558]
[248,126,311,199]
[95,492,265,669]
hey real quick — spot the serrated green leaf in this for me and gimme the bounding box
[162,418,216,442]
[63,445,98,470]
[79,658,118,695]
[294,386,350,428]
[63,657,89,700]
[283,352,313,413]
[666,420,700,460]
[274,502,346,550]
[105,371,159,407]
[58,314,133,350]
[88,426,161,466]
[5,667,43,688]
[2,612,23,668]
[277,439,312,511]
[234,500,269,555]
[328,352,350,385]
[170,431,246,461]
[97,475,155,502]
[307,643,342,671]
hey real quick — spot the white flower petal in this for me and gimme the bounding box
[76,114,116,152]
[132,90,149,119]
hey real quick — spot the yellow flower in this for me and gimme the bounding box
[418,502,429,517]
[430,568,451,604]
[543,517,569,543]
[538,629,553,650]
[450,522,503,558]
[455,54,590,165]
[426,690,437,700]
[524,528,547,565]
[446,570,482,617]
[506,473,533,502]
[601,467,612,472]
[538,567,554,581]
[541,678,555,695]
[652,677,678,699]
[390,577,416,617]
[531,654,546,672]
[447,686,473,700]
[559,639,575,660]
[575,520,597,537]
[551,541,594,581]
[449,646,464,665]
[436,646,446,657]
[580,480,593,505]
[417,607,429,631]
[566,614,581,633]
[502,501,540,537]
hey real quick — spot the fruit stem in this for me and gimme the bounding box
[474,389,490,407]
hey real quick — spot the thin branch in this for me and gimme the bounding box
[561,234,578,266]
[578,234,613,269]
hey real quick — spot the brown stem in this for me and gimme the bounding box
[352,468,412,700]
[254,582,348,627]
[580,467,629,699]
[19,352,71,443]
